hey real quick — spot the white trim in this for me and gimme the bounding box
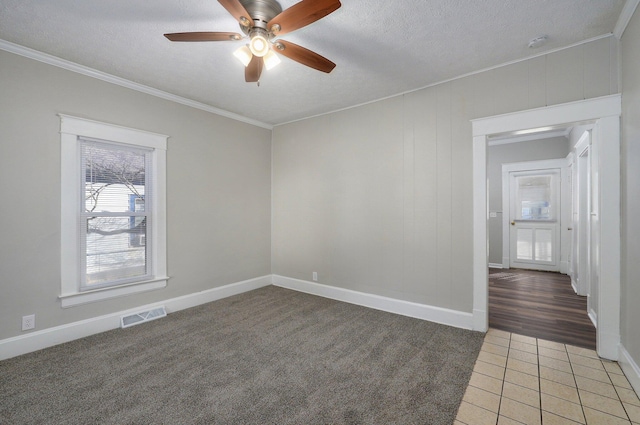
[574,130,591,156]
[59,114,167,150]
[59,115,169,305]
[488,263,503,269]
[472,95,622,356]
[573,132,592,297]
[0,275,272,360]
[60,278,169,308]
[487,129,570,146]
[501,160,567,176]
[0,40,272,130]
[594,115,622,360]
[619,344,640,396]
[472,95,621,136]
[614,0,640,39]
[560,156,572,276]
[588,309,598,328]
[272,275,475,330]
[597,331,620,361]
[560,261,569,274]
[473,135,489,332]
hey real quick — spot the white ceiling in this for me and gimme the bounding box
[0,0,626,126]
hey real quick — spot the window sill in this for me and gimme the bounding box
[59,277,169,308]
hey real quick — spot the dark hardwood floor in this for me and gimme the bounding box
[489,268,596,349]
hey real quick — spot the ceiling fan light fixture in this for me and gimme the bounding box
[164,0,342,82]
[233,45,253,67]
[263,49,281,70]
[249,32,270,57]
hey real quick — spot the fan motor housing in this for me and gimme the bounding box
[239,0,282,31]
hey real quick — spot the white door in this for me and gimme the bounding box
[509,170,561,271]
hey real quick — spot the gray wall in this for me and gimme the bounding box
[487,138,570,265]
[272,36,618,314]
[0,50,272,340]
[1,26,633,369]
[621,7,640,375]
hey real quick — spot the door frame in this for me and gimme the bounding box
[471,94,621,360]
[573,131,592,298]
[501,159,567,271]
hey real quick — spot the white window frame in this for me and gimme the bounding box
[59,115,168,308]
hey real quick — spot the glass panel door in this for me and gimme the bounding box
[509,169,560,271]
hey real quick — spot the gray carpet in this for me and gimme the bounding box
[0,286,484,424]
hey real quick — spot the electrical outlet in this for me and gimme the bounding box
[312,272,318,282]
[22,314,35,331]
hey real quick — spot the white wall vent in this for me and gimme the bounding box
[120,306,167,328]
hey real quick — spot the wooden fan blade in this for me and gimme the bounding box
[274,40,336,73]
[164,32,242,42]
[245,55,264,82]
[268,0,341,35]
[218,0,253,27]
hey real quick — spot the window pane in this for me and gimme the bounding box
[83,142,146,213]
[80,139,151,289]
[516,228,533,260]
[534,228,553,262]
[85,216,147,286]
[515,175,553,220]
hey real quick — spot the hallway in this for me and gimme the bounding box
[489,268,596,349]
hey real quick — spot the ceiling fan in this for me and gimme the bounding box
[164,0,341,83]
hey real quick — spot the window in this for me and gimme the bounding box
[81,140,151,289]
[60,115,168,307]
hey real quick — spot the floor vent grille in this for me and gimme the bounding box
[121,306,167,328]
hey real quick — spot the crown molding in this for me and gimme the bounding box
[0,39,273,130]
[275,34,614,127]
[614,0,640,39]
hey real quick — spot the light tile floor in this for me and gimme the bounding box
[455,328,640,425]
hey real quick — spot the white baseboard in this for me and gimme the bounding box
[2,274,478,360]
[597,329,621,361]
[0,275,272,361]
[488,263,503,269]
[619,344,640,397]
[588,309,597,329]
[473,308,488,332]
[272,275,474,330]
[571,279,578,294]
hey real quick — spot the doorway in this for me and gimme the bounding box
[489,142,582,346]
[471,95,621,360]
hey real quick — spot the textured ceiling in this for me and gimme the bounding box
[0,0,626,126]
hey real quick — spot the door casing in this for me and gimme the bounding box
[471,94,621,360]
